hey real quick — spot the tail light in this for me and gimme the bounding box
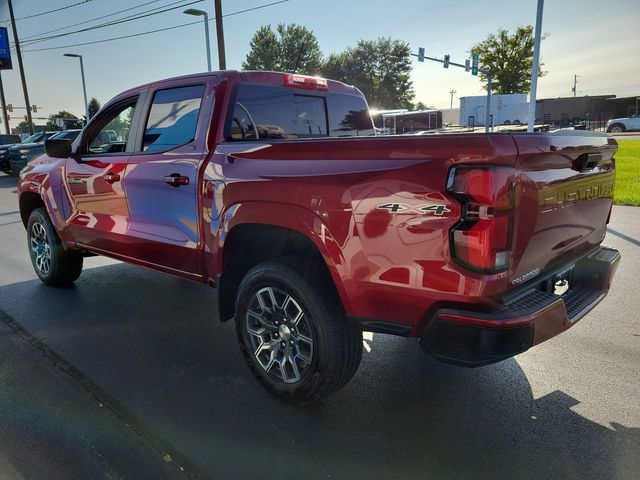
[446,166,516,273]
[284,74,328,90]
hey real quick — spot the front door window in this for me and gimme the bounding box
[86,102,136,155]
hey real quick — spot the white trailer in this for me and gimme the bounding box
[460,94,529,126]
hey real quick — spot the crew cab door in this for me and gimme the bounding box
[64,94,143,252]
[122,81,213,276]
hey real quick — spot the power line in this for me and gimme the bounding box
[3,0,94,22]
[22,0,290,53]
[19,0,204,48]
[19,0,164,42]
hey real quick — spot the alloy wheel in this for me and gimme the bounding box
[245,286,314,384]
[30,222,52,275]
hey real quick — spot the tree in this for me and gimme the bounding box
[323,37,414,110]
[242,24,323,74]
[46,110,81,131]
[88,97,101,119]
[471,26,546,94]
[412,101,435,111]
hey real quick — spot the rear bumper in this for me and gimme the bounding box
[419,246,620,367]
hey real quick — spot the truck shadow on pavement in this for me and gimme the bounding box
[0,263,638,480]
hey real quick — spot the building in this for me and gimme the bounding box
[441,108,460,126]
[459,94,529,126]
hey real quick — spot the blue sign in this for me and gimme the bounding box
[0,27,13,70]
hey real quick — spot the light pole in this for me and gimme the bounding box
[527,0,544,132]
[449,89,456,110]
[184,9,212,72]
[63,54,89,126]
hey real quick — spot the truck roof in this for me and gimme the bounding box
[111,70,361,106]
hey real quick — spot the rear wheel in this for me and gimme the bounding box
[235,260,362,403]
[27,207,83,286]
[607,123,625,133]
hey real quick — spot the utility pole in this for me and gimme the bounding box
[213,0,226,69]
[572,74,580,98]
[449,89,456,110]
[7,0,34,135]
[0,72,9,134]
[63,54,89,125]
[527,0,544,133]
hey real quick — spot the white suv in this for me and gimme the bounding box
[606,115,640,133]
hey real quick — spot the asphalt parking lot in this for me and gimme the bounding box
[0,172,639,480]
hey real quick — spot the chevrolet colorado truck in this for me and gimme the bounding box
[17,71,620,402]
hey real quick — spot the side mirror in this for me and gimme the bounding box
[45,138,72,159]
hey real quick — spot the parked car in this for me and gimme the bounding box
[0,134,21,145]
[8,130,81,175]
[0,131,58,173]
[18,71,620,403]
[606,115,640,133]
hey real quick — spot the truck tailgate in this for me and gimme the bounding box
[509,132,617,284]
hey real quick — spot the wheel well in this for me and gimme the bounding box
[217,224,337,322]
[19,192,45,228]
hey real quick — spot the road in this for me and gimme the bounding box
[0,172,639,480]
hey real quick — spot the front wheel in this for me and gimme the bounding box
[27,207,83,286]
[235,261,362,403]
[607,123,626,133]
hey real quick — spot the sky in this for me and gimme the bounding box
[0,0,638,129]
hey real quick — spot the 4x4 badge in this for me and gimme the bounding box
[377,203,451,216]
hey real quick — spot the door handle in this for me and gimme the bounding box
[164,173,190,187]
[104,172,120,184]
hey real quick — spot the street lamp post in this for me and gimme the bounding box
[184,9,212,72]
[527,0,544,132]
[63,54,89,126]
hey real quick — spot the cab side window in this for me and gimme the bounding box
[86,101,136,154]
[142,85,205,152]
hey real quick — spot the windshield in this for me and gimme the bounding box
[21,133,43,144]
[50,130,81,142]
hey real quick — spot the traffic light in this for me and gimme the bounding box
[443,54,450,68]
[7,103,12,112]
[31,105,37,113]
[24,115,28,122]
[417,47,425,62]
[471,52,479,76]
[465,59,470,72]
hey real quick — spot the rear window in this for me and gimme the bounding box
[227,84,374,141]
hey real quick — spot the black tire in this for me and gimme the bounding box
[235,260,362,403]
[27,207,83,286]
[607,123,626,133]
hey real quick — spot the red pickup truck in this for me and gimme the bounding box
[18,71,620,402]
